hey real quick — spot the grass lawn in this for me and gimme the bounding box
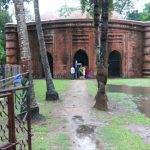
[108,78,150,87]
[32,79,72,150]
[31,78,150,149]
[87,79,150,150]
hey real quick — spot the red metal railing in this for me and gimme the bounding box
[0,73,32,150]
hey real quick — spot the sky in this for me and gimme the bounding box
[25,0,80,15]
[10,0,150,20]
[32,0,150,15]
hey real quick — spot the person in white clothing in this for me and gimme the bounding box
[70,66,75,79]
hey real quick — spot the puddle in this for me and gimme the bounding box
[71,116,102,150]
[107,84,150,96]
[75,135,98,150]
[76,124,96,135]
[72,115,84,124]
[107,84,150,118]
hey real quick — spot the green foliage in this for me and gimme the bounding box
[127,10,141,21]
[0,49,6,63]
[139,3,150,21]
[24,8,34,22]
[127,3,150,21]
[99,125,150,150]
[80,0,113,16]
[0,0,31,10]
[0,10,12,56]
[58,5,79,18]
[80,0,138,17]
[113,0,134,17]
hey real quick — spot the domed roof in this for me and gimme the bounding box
[41,10,91,21]
[111,11,123,20]
[41,10,123,21]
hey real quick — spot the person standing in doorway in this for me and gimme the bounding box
[70,66,75,79]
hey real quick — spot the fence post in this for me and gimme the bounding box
[8,92,16,150]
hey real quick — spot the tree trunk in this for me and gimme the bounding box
[13,0,39,115]
[94,0,109,110]
[34,0,59,100]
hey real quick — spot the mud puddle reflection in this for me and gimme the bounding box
[71,115,102,150]
[107,84,150,118]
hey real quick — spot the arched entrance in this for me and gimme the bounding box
[108,51,121,77]
[47,52,53,77]
[73,49,89,67]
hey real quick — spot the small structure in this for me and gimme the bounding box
[5,19,150,78]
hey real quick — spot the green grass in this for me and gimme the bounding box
[99,126,150,150]
[49,133,71,150]
[32,133,70,150]
[89,78,150,87]
[87,79,150,149]
[108,78,150,87]
[34,79,71,101]
[96,113,150,126]
[32,79,72,150]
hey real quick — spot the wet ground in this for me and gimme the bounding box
[52,80,150,149]
[107,84,150,118]
[55,80,104,150]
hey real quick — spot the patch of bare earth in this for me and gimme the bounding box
[125,124,150,144]
[51,80,105,150]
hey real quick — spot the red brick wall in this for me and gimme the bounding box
[5,19,150,78]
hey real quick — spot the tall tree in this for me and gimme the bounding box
[113,0,134,17]
[93,0,109,110]
[0,10,11,62]
[34,0,59,100]
[58,5,79,18]
[0,0,31,11]
[80,0,113,16]
[127,3,150,21]
[138,3,150,21]
[127,10,141,21]
[13,0,39,114]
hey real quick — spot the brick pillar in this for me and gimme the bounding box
[5,24,18,64]
[143,27,150,77]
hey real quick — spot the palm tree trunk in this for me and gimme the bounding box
[34,0,59,100]
[13,0,39,115]
[94,0,109,110]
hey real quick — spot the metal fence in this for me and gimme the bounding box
[0,72,32,150]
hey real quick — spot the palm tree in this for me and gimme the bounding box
[80,0,109,110]
[34,0,59,100]
[94,0,109,110]
[13,0,39,114]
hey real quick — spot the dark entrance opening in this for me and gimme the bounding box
[73,50,89,67]
[108,51,121,77]
[47,52,53,77]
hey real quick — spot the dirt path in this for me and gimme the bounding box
[54,80,104,150]
[50,80,150,149]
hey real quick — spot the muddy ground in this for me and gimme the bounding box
[50,80,150,150]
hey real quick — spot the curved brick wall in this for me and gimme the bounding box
[143,27,150,77]
[5,24,18,64]
[5,19,150,78]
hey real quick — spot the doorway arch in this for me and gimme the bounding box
[47,52,53,77]
[73,49,89,67]
[108,51,121,77]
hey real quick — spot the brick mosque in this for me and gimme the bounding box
[5,18,150,78]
